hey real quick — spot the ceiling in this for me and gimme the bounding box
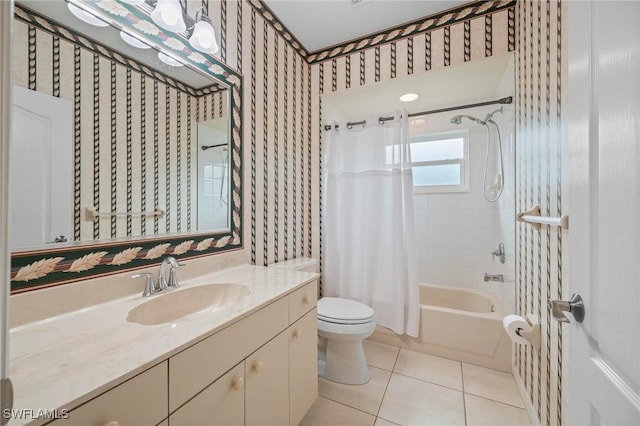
[263,0,470,52]
[323,54,514,122]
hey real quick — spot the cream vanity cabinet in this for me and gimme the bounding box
[170,281,317,426]
[170,281,318,426]
[45,280,317,426]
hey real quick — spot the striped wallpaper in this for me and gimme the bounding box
[514,1,566,425]
[12,14,228,242]
[238,1,313,266]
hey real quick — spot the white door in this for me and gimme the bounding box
[11,86,72,249]
[565,2,640,425]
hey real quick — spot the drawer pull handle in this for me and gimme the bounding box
[293,329,301,339]
[232,377,244,391]
[253,361,264,373]
[103,422,120,426]
[302,295,311,305]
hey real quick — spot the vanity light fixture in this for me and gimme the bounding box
[151,0,186,33]
[189,7,219,54]
[399,93,419,102]
[120,31,152,49]
[67,2,109,27]
[158,51,184,67]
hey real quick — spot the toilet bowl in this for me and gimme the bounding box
[268,258,376,385]
[317,297,375,385]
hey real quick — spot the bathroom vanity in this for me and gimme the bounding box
[9,265,318,426]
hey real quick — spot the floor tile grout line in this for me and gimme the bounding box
[463,390,529,410]
[316,395,378,419]
[390,370,463,393]
[461,362,468,426]
[375,414,401,426]
[374,347,400,419]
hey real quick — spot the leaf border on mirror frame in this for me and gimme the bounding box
[10,4,243,293]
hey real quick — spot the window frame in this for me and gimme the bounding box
[410,129,470,194]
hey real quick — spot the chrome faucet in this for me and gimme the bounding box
[131,256,184,297]
[491,242,505,264]
[158,256,184,290]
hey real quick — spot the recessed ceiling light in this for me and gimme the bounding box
[120,31,151,49]
[67,3,109,27]
[158,52,184,67]
[399,93,419,102]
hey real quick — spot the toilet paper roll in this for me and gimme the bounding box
[502,314,531,345]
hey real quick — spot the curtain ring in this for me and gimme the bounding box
[360,122,366,128]
[347,123,353,130]
[378,117,385,125]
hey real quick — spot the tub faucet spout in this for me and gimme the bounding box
[484,273,504,283]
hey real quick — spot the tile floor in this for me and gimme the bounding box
[300,340,531,426]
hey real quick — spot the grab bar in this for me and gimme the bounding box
[517,205,568,230]
[83,206,165,221]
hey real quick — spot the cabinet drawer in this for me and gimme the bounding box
[289,281,317,324]
[169,362,244,426]
[48,362,168,426]
[169,296,288,412]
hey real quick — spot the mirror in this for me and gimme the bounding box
[10,0,242,291]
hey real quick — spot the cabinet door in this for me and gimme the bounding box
[169,362,244,426]
[289,308,318,425]
[47,362,168,426]
[245,331,289,426]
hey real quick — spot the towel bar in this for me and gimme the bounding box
[517,205,569,230]
[83,207,165,221]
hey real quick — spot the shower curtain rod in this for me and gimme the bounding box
[323,96,513,131]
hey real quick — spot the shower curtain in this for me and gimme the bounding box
[323,111,419,337]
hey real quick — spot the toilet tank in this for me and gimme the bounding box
[268,257,318,273]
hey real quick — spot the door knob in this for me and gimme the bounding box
[549,293,585,323]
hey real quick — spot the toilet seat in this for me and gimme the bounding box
[317,297,374,325]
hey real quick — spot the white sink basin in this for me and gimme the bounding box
[127,283,250,326]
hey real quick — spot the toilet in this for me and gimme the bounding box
[269,257,376,385]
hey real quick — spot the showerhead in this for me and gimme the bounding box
[450,114,486,126]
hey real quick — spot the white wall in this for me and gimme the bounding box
[412,60,515,313]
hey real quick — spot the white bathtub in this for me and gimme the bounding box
[369,283,511,372]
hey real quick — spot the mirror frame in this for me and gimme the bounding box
[10,2,243,293]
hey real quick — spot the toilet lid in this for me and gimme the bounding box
[317,297,374,324]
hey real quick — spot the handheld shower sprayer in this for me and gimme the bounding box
[450,110,506,202]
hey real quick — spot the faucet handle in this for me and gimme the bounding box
[132,272,156,297]
[167,261,184,289]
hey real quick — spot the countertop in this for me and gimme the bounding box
[8,264,318,426]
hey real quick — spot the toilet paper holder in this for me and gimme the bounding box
[516,314,540,350]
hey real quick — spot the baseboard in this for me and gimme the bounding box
[512,364,541,426]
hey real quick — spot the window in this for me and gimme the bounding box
[410,130,469,193]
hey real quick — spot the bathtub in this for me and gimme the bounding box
[369,283,511,372]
